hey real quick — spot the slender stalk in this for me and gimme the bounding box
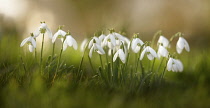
[52,39,64,83]
[34,38,37,61]
[111,49,114,77]
[52,42,55,59]
[151,58,156,72]
[78,44,88,73]
[40,33,45,74]
[20,56,27,73]
[156,57,164,73]
[123,52,130,72]
[99,54,104,69]
[88,56,95,74]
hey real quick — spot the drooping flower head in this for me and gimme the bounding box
[157,36,169,48]
[140,46,157,60]
[89,39,105,58]
[113,44,126,63]
[157,45,168,58]
[80,38,88,52]
[167,57,183,72]
[20,33,36,52]
[131,33,144,53]
[88,36,101,49]
[34,21,53,39]
[52,25,67,43]
[176,37,190,54]
[63,31,78,51]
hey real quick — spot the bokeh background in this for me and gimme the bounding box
[0,0,210,48]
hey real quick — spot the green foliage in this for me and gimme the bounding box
[0,36,210,108]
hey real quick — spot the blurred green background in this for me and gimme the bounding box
[1,0,210,108]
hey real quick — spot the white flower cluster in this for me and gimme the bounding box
[20,22,190,73]
[20,22,78,52]
[82,31,190,72]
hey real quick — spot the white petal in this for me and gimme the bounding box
[183,38,190,52]
[96,44,105,55]
[148,47,157,58]
[140,48,147,60]
[28,44,34,52]
[167,58,173,71]
[20,37,30,47]
[33,29,40,38]
[52,32,59,43]
[31,37,36,48]
[63,40,68,51]
[109,34,116,46]
[147,54,154,60]
[158,36,169,47]
[175,59,183,72]
[134,46,140,53]
[89,46,94,58]
[66,36,73,47]
[88,40,93,49]
[113,50,119,62]
[131,38,137,52]
[80,39,88,52]
[46,27,53,39]
[119,49,126,63]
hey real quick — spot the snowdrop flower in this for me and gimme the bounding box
[157,45,168,58]
[34,21,53,39]
[113,47,126,63]
[20,33,36,52]
[176,37,190,54]
[140,46,157,60]
[80,38,88,52]
[89,40,105,58]
[167,57,183,72]
[157,36,169,48]
[131,37,144,53]
[63,32,78,51]
[102,32,116,49]
[88,36,101,49]
[52,26,67,43]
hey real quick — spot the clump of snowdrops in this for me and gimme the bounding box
[20,22,190,86]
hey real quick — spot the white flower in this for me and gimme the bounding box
[89,42,105,58]
[80,38,88,52]
[102,33,116,49]
[63,35,78,51]
[176,37,190,54]
[20,36,36,52]
[157,45,168,58]
[88,37,101,49]
[158,36,169,48]
[52,29,67,43]
[167,58,183,72]
[140,46,157,60]
[34,22,52,39]
[113,48,126,63]
[131,38,144,53]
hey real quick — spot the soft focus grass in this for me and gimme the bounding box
[0,35,210,108]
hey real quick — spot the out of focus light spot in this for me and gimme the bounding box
[0,0,28,19]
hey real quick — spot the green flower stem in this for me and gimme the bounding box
[151,58,156,72]
[52,42,56,59]
[34,38,37,61]
[40,33,45,74]
[156,57,165,73]
[99,54,104,69]
[52,38,65,84]
[88,56,95,74]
